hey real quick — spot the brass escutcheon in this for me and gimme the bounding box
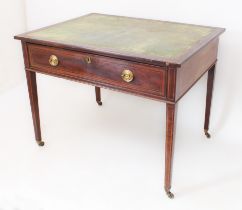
[121,69,134,82]
[49,55,59,66]
[85,56,92,64]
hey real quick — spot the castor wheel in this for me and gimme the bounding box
[97,101,102,106]
[37,140,45,146]
[166,191,174,199]
[204,129,211,138]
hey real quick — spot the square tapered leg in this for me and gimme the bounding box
[26,70,44,146]
[164,103,177,198]
[204,64,216,138]
[95,86,102,106]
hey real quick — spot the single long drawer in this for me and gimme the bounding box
[27,44,167,98]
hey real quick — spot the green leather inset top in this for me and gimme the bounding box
[23,13,219,62]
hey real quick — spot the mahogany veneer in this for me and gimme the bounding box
[15,13,225,198]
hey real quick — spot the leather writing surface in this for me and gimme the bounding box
[21,14,220,63]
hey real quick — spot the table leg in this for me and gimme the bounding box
[26,70,44,146]
[204,64,216,138]
[95,86,102,106]
[165,103,177,199]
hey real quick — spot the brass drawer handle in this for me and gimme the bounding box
[49,55,59,66]
[121,69,134,82]
[85,56,92,64]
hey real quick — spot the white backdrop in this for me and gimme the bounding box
[0,1,242,209]
[0,0,26,93]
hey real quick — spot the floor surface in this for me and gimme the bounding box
[0,75,241,210]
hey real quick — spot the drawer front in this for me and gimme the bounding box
[28,44,166,98]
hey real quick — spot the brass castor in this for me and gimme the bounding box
[97,101,102,106]
[166,191,174,199]
[37,140,45,146]
[204,129,211,138]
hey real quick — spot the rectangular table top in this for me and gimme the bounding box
[15,13,225,66]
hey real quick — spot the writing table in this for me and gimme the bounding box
[15,13,225,198]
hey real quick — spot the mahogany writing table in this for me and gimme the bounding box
[14,13,225,198]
